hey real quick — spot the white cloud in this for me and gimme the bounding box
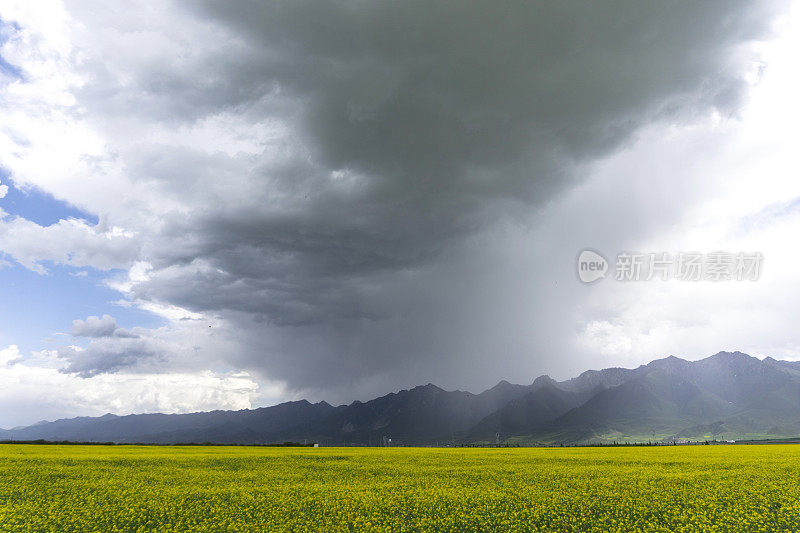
[70,314,118,337]
[0,348,266,428]
[0,344,21,365]
[58,337,164,376]
[69,314,138,340]
[0,215,139,272]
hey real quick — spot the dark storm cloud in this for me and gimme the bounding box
[190,0,773,182]
[58,0,785,392]
[127,0,779,314]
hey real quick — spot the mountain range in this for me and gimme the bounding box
[4,351,800,445]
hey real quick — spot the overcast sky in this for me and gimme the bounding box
[1,0,799,427]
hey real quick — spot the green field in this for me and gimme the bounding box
[1,444,800,531]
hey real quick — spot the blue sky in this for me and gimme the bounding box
[0,172,163,354]
[0,17,21,80]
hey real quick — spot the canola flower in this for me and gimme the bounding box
[1,444,799,531]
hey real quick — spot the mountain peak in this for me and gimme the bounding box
[708,350,753,360]
[531,375,558,390]
[646,355,690,372]
[485,380,514,392]
[411,383,444,393]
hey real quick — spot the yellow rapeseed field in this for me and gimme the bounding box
[1,444,799,531]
